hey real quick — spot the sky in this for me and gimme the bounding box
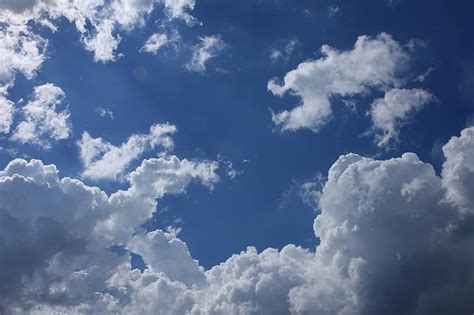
[1,0,474,314]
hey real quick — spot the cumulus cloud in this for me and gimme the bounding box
[268,33,420,133]
[78,123,177,181]
[0,149,219,312]
[442,127,474,213]
[10,83,71,148]
[370,88,435,147]
[2,126,474,314]
[186,35,226,73]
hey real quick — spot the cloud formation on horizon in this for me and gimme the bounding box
[1,126,474,314]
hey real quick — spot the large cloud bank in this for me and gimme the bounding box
[1,127,474,314]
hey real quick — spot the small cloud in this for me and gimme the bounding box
[328,5,340,17]
[270,38,299,63]
[218,155,243,180]
[141,31,180,55]
[185,35,226,73]
[96,106,114,119]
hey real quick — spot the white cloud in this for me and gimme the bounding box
[268,33,413,132]
[128,230,206,286]
[442,126,474,212]
[141,31,180,54]
[0,146,219,313]
[370,88,434,147]
[83,19,123,63]
[96,106,114,119]
[0,23,47,93]
[161,0,196,24]
[0,0,198,63]
[186,35,225,73]
[78,123,177,181]
[2,127,474,314]
[0,95,14,134]
[10,83,71,148]
[270,38,298,63]
[142,33,170,54]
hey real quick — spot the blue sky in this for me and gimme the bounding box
[1,0,474,313]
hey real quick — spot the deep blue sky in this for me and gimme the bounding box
[2,0,473,269]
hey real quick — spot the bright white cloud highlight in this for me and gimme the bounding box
[10,83,71,148]
[370,88,434,147]
[268,33,415,133]
[186,35,225,73]
[78,123,177,181]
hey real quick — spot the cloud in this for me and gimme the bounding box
[268,33,416,133]
[161,0,197,24]
[442,127,474,213]
[328,5,340,16]
[96,106,114,119]
[0,23,47,93]
[141,31,179,55]
[2,126,474,314]
[0,148,219,312]
[0,96,14,134]
[370,88,435,147]
[0,0,198,63]
[78,123,177,181]
[270,38,299,63]
[186,35,226,73]
[10,83,71,148]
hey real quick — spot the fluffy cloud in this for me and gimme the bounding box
[10,83,71,148]
[268,33,423,134]
[0,23,47,95]
[161,0,196,24]
[2,127,474,314]
[0,96,14,134]
[186,35,225,73]
[370,88,435,147]
[442,127,474,212]
[0,151,218,312]
[78,123,177,181]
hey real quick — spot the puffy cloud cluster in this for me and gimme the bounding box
[78,123,176,181]
[10,83,71,148]
[0,0,197,63]
[2,126,474,314]
[0,151,219,312]
[268,33,434,147]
